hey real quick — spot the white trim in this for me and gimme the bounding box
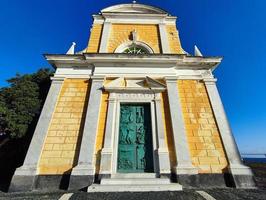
[159,23,170,53]
[99,22,111,53]
[93,16,177,25]
[101,4,168,15]
[106,91,170,176]
[100,93,117,174]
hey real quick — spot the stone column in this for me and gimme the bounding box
[69,75,105,189]
[99,22,111,53]
[9,77,64,192]
[154,94,171,174]
[100,93,117,175]
[204,78,255,188]
[165,76,198,174]
[158,23,171,54]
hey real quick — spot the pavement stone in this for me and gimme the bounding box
[0,191,64,200]
[0,189,266,200]
[70,190,206,200]
[205,189,266,200]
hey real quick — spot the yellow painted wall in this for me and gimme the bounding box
[38,79,90,174]
[86,24,103,53]
[107,24,161,53]
[178,80,228,173]
[166,25,184,54]
[85,23,185,54]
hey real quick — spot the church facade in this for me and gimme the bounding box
[10,3,255,192]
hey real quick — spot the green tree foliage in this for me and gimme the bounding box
[0,68,53,139]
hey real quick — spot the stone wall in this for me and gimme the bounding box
[38,79,90,174]
[166,25,184,54]
[178,80,228,173]
[107,24,161,53]
[86,24,103,53]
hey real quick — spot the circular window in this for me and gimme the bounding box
[123,45,149,54]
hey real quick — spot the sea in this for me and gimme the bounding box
[242,157,266,163]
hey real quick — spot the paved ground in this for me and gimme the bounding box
[0,162,265,199]
[0,189,266,200]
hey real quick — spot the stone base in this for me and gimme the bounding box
[175,165,198,175]
[35,175,70,190]
[175,174,233,188]
[68,175,94,190]
[229,164,256,188]
[9,174,71,192]
[9,175,36,192]
[231,174,256,188]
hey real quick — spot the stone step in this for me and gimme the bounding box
[101,178,171,185]
[87,183,183,192]
[111,173,157,179]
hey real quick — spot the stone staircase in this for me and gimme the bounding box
[87,173,182,192]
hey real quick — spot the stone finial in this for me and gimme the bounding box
[66,42,76,55]
[194,45,203,57]
[131,30,138,43]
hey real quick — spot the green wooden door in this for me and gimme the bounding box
[117,104,154,173]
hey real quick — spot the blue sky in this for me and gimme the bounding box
[0,0,265,153]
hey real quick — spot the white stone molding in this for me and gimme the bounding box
[154,98,171,174]
[99,22,111,53]
[159,23,170,54]
[13,77,65,176]
[104,77,166,93]
[99,82,170,176]
[97,4,177,25]
[46,54,222,71]
[100,93,117,174]
[94,15,177,25]
[165,76,198,174]
[204,78,254,176]
[101,4,168,15]
[114,41,154,53]
[71,75,105,176]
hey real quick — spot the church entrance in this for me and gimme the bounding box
[117,104,154,173]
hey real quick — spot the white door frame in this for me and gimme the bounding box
[111,92,159,175]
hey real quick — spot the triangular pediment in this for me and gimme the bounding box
[104,77,166,92]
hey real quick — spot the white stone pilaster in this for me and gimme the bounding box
[159,23,170,54]
[154,96,171,174]
[99,22,111,53]
[13,77,64,176]
[100,93,117,174]
[165,76,198,174]
[71,75,105,176]
[204,78,253,176]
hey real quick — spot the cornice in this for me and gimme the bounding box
[44,53,222,71]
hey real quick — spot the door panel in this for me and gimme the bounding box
[117,104,153,173]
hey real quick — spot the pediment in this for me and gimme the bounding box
[104,77,166,92]
[101,4,168,15]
